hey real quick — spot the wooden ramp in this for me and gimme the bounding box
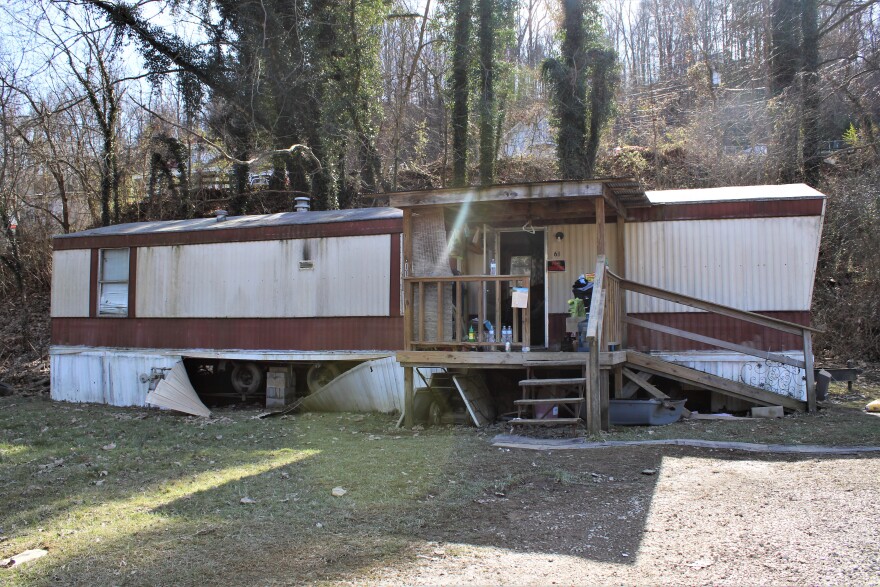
[625,351,807,412]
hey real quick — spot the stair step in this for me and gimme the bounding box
[510,418,581,425]
[523,359,587,367]
[519,378,586,387]
[514,398,583,405]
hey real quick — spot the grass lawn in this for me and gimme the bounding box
[1,381,877,585]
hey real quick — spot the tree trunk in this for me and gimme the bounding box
[584,49,616,179]
[770,0,801,96]
[451,0,473,187]
[477,0,495,186]
[800,0,820,186]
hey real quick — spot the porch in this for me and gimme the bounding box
[389,180,819,433]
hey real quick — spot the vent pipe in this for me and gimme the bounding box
[294,196,311,213]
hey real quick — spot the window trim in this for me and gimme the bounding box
[97,247,130,317]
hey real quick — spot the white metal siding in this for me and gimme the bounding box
[545,223,618,313]
[626,216,822,313]
[51,349,181,406]
[50,249,91,317]
[656,351,807,400]
[299,358,441,413]
[136,234,391,318]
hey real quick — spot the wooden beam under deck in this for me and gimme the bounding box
[395,350,626,369]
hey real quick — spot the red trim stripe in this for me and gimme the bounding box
[127,247,137,318]
[52,316,404,351]
[54,218,403,250]
[628,199,823,222]
[88,249,98,318]
[389,233,401,316]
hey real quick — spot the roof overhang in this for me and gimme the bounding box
[388,179,648,221]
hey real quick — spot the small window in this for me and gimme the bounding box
[98,248,129,316]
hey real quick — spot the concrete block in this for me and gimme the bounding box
[751,405,784,418]
[265,367,293,409]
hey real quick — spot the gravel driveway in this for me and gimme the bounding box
[356,447,880,586]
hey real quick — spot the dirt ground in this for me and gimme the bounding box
[346,445,880,586]
[2,392,879,586]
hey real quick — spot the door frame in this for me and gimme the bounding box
[490,227,548,349]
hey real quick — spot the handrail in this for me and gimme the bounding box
[405,274,529,283]
[585,256,607,341]
[583,256,608,434]
[608,270,821,335]
[404,274,530,350]
[608,269,818,411]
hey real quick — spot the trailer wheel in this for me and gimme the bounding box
[306,362,344,394]
[230,362,264,399]
[427,398,446,427]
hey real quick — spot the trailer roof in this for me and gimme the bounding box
[647,183,824,204]
[55,207,403,239]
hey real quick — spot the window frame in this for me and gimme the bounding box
[97,247,130,317]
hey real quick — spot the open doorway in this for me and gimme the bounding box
[497,229,546,348]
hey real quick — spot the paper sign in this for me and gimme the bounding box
[511,287,529,308]
[547,260,566,272]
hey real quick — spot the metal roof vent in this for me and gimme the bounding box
[294,196,311,213]
[214,209,228,222]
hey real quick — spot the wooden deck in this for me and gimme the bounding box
[395,350,627,369]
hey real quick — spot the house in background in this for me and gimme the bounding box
[501,116,555,158]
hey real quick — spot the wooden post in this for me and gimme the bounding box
[477,279,484,343]
[403,210,413,351]
[617,214,627,348]
[494,278,501,345]
[587,338,601,434]
[804,330,816,412]
[417,282,425,343]
[455,280,463,342]
[436,281,444,342]
[404,366,414,428]
[595,197,606,256]
[600,369,610,431]
[523,278,531,348]
[614,365,624,399]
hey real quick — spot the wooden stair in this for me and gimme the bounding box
[625,351,807,412]
[512,368,586,432]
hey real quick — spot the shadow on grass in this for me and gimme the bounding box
[2,395,879,586]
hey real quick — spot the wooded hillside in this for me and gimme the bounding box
[1,0,878,385]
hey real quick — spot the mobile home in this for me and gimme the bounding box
[50,181,825,430]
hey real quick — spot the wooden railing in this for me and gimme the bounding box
[583,256,611,432]
[606,269,821,411]
[403,275,531,350]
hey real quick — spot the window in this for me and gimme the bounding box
[98,248,129,316]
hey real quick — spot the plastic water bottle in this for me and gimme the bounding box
[489,258,496,276]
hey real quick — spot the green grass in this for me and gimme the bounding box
[0,397,473,585]
[1,385,878,585]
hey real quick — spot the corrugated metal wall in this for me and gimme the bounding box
[51,350,180,406]
[656,351,807,400]
[626,216,822,312]
[136,234,391,318]
[298,356,411,413]
[51,249,91,317]
[545,223,618,313]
